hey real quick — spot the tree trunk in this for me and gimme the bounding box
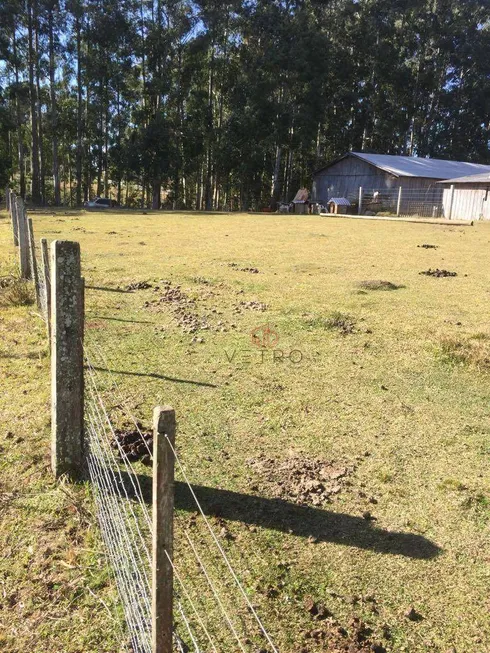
[271,145,282,208]
[204,44,215,211]
[27,0,41,204]
[12,27,26,199]
[152,181,161,209]
[48,8,61,205]
[76,14,83,205]
[35,12,45,205]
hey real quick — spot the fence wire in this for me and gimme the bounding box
[84,336,279,653]
[346,186,445,218]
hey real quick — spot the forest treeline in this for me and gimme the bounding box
[0,0,489,209]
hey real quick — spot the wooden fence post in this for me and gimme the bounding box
[6,187,10,214]
[11,193,19,247]
[152,406,175,653]
[16,198,30,279]
[41,238,51,341]
[27,218,41,309]
[447,184,455,220]
[358,186,363,215]
[396,186,402,216]
[51,240,84,479]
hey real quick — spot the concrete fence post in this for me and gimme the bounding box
[27,218,41,309]
[358,186,363,215]
[152,406,175,653]
[16,198,30,279]
[41,238,51,340]
[51,240,84,480]
[11,193,19,247]
[396,186,402,216]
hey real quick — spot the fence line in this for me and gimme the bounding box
[353,186,445,218]
[4,191,278,653]
[84,336,278,652]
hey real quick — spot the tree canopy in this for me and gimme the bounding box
[1,0,489,208]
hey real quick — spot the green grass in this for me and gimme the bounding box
[1,208,490,652]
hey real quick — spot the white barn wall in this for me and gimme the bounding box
[442,185,490,220]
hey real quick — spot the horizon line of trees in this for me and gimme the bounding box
[0,0,489,210]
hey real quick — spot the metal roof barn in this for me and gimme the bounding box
[312,152,490,206]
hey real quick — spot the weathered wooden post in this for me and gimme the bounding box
[51,240,84,479]
[358,186,363,215]
[152,406,175,653]
[16,198,30,278]
[396,186,402,216]
[41,238,51,338]
[11,193,19,246]
[447,184,455,220]
[5,187,10,214]
[27,218,41,309]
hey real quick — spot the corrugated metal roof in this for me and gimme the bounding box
[327,197,351,206]
[437,172,490,184]
[317,152,490,180]
[351,152,490,179]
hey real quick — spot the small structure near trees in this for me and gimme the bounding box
[327,197,351,214]
[292,188,309,214]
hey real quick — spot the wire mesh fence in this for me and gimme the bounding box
[7,191,278,652]
[346,186,445,218]
[84,338,279,653]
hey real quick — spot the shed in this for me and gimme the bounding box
[312,152,490,206]
[292,188,309,214]
[438,173,490,221]
[327,197,350,214]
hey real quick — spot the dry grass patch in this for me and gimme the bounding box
[438,334,490,370]
[0,276,34,306]
[2,210,490,652]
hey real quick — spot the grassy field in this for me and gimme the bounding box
[1,208,489,652]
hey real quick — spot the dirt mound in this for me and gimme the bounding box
[302,616,387,652]
[154,283,190,303]
[325,311,357,335]
[111,426,153,465]
[173,307,211,333]
[238,300,268,311]
[419,268,457,277]
[125,281,152,291]
[227,262,260,273]
[358,280,402,291]
[247,456,353,506]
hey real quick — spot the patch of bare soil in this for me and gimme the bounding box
[227,262,260,273]
[125,280,152,291]
[111,425,153,465]
[234,300,268,313]
[417,243,438,249]
[419,268,457,277]
[358,280,402,291]
[144,281,231,334]
[151,282,191,304]
[325,312,357,335]
[247,456,354,506]
[301,616,387,652]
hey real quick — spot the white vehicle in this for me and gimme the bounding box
[84,197,118,208]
